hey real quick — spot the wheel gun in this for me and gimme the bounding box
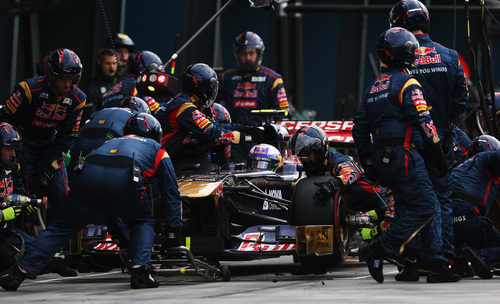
[1,194,48,209]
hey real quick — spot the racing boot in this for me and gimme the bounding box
[52,257,78,277]
[0,265,27,291]
[130,265,159,289]
[462,247,492,279]
[395,265,419,282]
[359,241,385,283]
[451,256,473,277]
[426,261,461,283]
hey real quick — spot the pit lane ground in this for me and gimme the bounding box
[2,256,499,303]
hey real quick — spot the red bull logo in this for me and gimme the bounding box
[236,82,256,90]
[376,74,391,83]
[414,47,441,65]
[415,47,436,56]
[370,74,391,94]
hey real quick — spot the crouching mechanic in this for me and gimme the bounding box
[0,113,182,290]
[450,135,500,279]
[288,126,391,223]
[0,123,39,271]
[68,96,150,178]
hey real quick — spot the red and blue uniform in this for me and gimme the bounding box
[451,151,500,264]
[353,67,447,265]
[17,135,181,276]
[220,66,289,126]
[68,107,134,177]
[325,151,390,217]
[155,92,239,161]
[0,165,35,270]
[0,76,86,221]
[411,33,469,260]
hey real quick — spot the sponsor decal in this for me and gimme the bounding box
[192,110,210,129]
[369,74,391,94]
[234,82,258,98]
[231,75,242,81]
[277,120,354,143]
[31,118,58,129]
[263,189,283,210]
[421,121,439,143]
[62,98,72,105]
[39,92,49,99]
[251,76,266,82]
[411,88,427,112]
[277,88,288,108]
[414,47,441,65]
[237,232,296,251]
[234,100,257,108]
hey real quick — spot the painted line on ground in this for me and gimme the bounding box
[32,270,123,284]
[349,270,399,280]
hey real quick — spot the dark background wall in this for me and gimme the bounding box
[0,0,498,121]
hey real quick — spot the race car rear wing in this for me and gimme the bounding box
[276,120,355,147]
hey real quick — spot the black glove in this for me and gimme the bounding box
[238,126,265,143]
[431,141,448,177]
[313,177,343,204]
[162,227,182,250]
[359,156,379,182]
[31,164,56,197]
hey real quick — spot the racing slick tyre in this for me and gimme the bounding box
[0,229,25,276]
[289,176,349,269]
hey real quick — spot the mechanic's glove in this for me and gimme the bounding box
[32,163,57,197]
[361,225,381,241]
[238,126,265,143]
[430,141,448,177]
[366,210,379,222]
[25,203,39,216]
[163,227,182,250]
[359,156,379,182]
[313,177,343,204]
[0,206,23,222]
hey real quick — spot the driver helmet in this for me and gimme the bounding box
[247,143,282,171]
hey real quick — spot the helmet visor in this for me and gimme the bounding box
[248,159,275,171]
[292,133,323,156]
[206,78,218,107]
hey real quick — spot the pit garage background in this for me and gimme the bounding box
[0,0,499,121]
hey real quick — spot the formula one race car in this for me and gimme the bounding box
[175,118,358,273]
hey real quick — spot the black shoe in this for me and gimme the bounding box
[359,242,384,283]
[395,266,419,282]
[0,266,27,291]
[427,263,461,283]
[451,256,473,277]
[130,266,159,289]
[53,258,78,277]
[462,247,492,279]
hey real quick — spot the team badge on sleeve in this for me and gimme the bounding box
[277,87,288,108]
[411,88,427,112]
[192,110,210,129]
